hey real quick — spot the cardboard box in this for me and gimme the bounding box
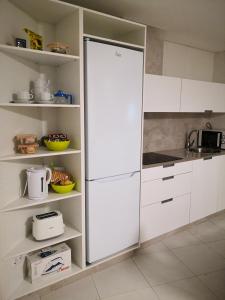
[27,243,71,282]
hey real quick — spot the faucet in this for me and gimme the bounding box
[185,129,198,151]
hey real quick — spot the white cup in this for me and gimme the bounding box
[39,91,54,102]
[17,91,33,101]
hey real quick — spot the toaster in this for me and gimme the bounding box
[32,210,64,241]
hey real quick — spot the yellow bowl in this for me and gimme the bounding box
[44,140,70,151]
[51,183,75,194]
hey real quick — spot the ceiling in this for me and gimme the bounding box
[65,0,225,52]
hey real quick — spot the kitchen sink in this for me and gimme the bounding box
[189,147,221,154]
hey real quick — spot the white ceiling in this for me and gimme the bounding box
[65,0,225,52]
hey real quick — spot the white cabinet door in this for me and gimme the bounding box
[217,155,225,211]
[190,157,219,222]
[181,79,225,113]
[140,194,190,242]
[144,74,181,112]
[142,172,192,206]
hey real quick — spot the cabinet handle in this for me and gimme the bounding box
[163,163,175,168]
[162,176,174,181]
[204,156,213,160]
[161,198,173,204]
[204,110,213,113]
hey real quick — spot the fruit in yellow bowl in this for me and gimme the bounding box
[51,182,75,194]
[44,140,70,151]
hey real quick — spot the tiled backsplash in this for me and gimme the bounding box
[143,113,225,153]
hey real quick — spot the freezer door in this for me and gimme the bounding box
[85,41,143,180]
[86,172,140,263]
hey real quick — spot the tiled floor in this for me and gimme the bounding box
[21,211,225,300]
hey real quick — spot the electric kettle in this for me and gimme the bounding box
[26,167,52,200]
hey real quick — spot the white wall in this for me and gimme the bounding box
[162,41,214,81]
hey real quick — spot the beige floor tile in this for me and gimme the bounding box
[153,277,217,300]
[162,230,201,249]
[172,244,225,275]
[206,240,225,258]
[188,221,225,242]
[199,269,225,300]
[209,213,225,230]
[41,276,99,300]
[92,259,148,299]
[135,241,168,256]
[102,288,159,300]
[133,250,193,286]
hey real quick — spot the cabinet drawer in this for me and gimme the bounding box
[141,172,191,206]
[142,161,192,182]
[140,194,190,242]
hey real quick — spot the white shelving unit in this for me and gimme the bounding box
[0,148,81,161]
[3,225,82,260]
[0,190,82,213]
[0,44,79,66]
[0,1,146,299]
[0,103,80,108]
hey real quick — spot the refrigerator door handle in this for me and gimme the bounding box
[93,171,139,183]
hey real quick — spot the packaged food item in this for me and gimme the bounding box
[51,169,73,185]
[47,42,70,54]
[24,28,43,50]
[17,144,39,154]
[27,243,71,282]
[16,134,37,145]
[15,134,39,154]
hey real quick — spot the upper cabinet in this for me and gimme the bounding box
[180,79,225,113]
[144,74,181,112]
[144,75,225,113]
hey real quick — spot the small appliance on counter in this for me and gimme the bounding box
[32,210,64,241]
[26,167,52,200]
[197,129,223,151]
[27,243,71,282]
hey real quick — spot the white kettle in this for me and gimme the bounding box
[26,167,52,200]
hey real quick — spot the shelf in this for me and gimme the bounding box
[10,0,78,24]
[0,44,79,66]
[83,34,145,50]
[0,103,80,108]
[9,263,81,300]
[0,191,82,213]
[4,225,81,260]
[0,147,81,161]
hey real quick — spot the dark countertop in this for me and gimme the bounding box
[142,148,225,169]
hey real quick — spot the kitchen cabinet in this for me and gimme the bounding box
[143,74,181,112]
[142,172,191,206]
[180,79,225,113]
[141,161,192,242]
[141,194,190,241]
[190,156,219,222]
[217,155,225,211]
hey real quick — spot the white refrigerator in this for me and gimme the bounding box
[85,40,143,263]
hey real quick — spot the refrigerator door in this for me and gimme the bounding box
[85,40,143,180]
[86,171,140,263]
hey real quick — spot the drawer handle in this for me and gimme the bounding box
[163,163,175,168]
[162,175,174,181]
[204,156,213,160]
[161,198,173,204]
[204,110,213,113]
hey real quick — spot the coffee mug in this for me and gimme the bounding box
[17,91,33,101]
[39,92,54,102]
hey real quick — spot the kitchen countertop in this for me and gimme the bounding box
[142,148,225,169]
